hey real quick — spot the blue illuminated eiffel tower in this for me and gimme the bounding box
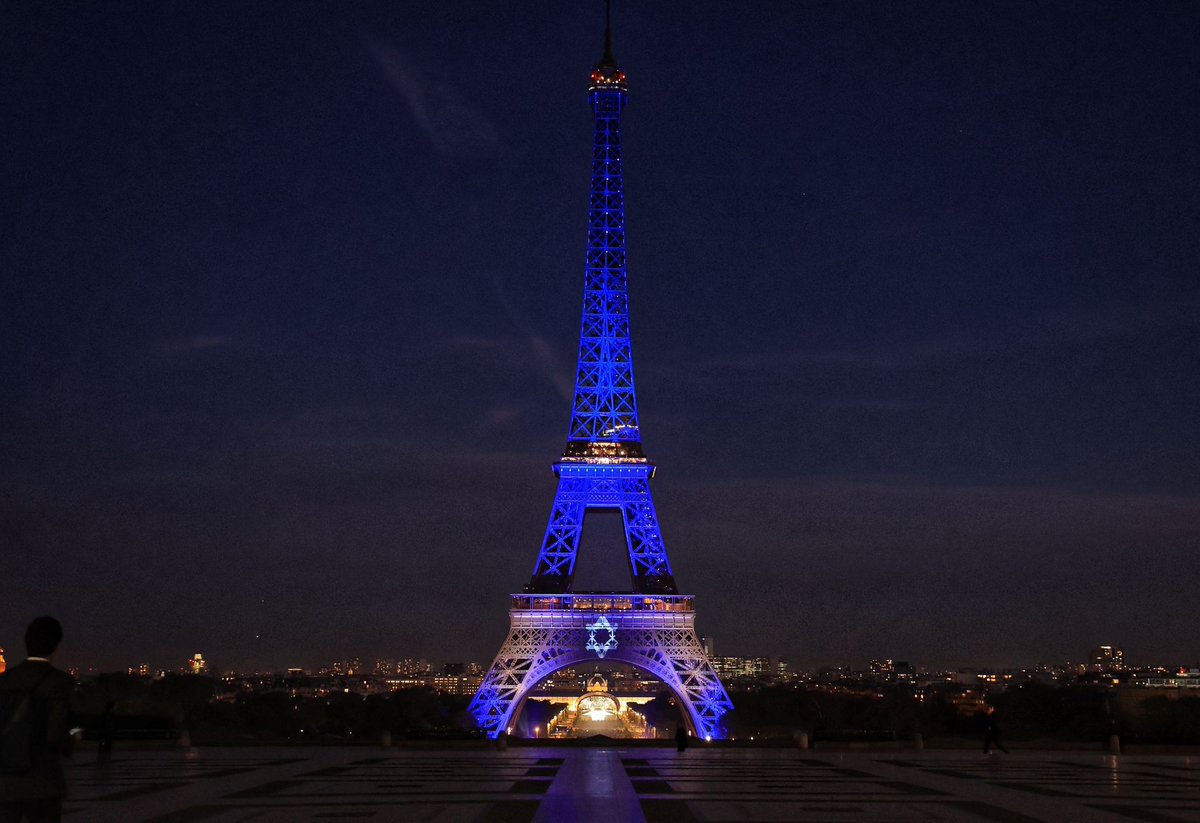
[469,10,733,740]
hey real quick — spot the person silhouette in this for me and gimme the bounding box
[983,705,1009,755]
[97,702,116,764]
[0,617,76,823]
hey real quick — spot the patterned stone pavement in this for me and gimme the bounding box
[57,746,1200,822]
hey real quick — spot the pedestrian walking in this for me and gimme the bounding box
[983,705,1009,755]
[96,702,116,765]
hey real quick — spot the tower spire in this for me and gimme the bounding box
[575,0,632,459]
[603,0,614,66]
[591,0,625,86]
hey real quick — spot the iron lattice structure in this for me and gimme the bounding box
[472,596,732,740]
[469,23,732,740]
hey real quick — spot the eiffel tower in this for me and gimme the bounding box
[468,9,733,740]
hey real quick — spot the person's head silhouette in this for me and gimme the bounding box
[25,616,63,659]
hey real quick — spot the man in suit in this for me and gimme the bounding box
[0,617,75,823]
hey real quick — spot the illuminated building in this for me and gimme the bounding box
[711,656,771,680]
[398,658,432,676]
[432,675,462,695]
[869,659,895,678]
[0,647,6,675]
[468,9,732,740]
[1132,668,1200,689]
[188,653,208,675]
[1089,645,1125,673]
[538,672,651,739]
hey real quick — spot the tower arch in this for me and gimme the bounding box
[472,595,730,740]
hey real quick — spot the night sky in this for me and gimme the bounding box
[3,1,1198,674]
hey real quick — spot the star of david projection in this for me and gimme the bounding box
[585,615,618,659]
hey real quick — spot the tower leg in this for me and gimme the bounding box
[528,479,587,592]
[527,468,677,594]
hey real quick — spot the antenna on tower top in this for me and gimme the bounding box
[603,0,615,65]
[589,0,624,87]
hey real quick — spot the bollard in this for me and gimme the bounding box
[1108,734,1120,755]
[380,730,392,749]
[797,731,809,750]
[913,733,924,751]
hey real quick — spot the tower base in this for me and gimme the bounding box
[469,593,733,740]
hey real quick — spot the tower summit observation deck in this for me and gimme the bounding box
[469,7,733,740]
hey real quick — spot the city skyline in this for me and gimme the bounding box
[3,638,1188,683]
[3,2,1198,673]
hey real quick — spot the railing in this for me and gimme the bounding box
[510,593,694,613]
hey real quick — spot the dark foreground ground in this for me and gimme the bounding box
[61,745,1200,822]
